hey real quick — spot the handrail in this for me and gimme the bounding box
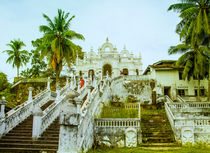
[95,118,140,128]
[177,95,185,103]
[165,95,174,103]
[0,89,50,136]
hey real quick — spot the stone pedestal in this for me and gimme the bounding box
[47,77,51,90]
[125,128,137,147]
[56,82,61,102]
[32,106,43,139]
[28,87,33,103]
[58,89,80,153]
[181,126,195,145]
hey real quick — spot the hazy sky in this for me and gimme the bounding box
[0,0,181,82]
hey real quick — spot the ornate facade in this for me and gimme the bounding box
[75,38,143,79]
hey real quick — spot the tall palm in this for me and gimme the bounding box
[3,39,29,77]
[168,44,209,101]
[168,0,210,48]
[37,9,85,83]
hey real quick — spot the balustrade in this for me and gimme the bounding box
[95,118,140,128]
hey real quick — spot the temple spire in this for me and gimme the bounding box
[106,37,109,42]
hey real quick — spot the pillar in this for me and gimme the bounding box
[56,82,61,102]
[32,106,43,139]
[66,77,69,88]
[58,89,80,153]
[0,97,7,119]
[28,87,33,103]
[47,77,51,90]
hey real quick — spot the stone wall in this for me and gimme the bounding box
[110,76,153,104]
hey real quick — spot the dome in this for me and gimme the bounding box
[100,37,114,52]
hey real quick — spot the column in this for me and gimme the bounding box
[32,106,43,139]
[66,77,69,88]
[58,90,80,153]
[0,97,7,119]
[47,77,51,90]
[28,87,33,103]
[56,82,61,102]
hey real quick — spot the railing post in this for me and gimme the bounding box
[66,77,69,88]
[0,97,7,119]
[138,102,141,120]
[32,106,43,139]
[58,90,80,153]
[47,77,51,90]
[76,98,82,114]
[28,87,33,103]
[0,97,7,137]
[77,80,81,93]
[56,82,61,102]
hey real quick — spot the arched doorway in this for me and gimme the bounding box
[88,69,94,80]
[102,64,112,77]
[123,68,129,75]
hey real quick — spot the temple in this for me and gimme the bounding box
[75,38,143,78]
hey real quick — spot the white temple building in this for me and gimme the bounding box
[75,38,143,79]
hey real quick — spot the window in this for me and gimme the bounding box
[178,89,185,96]
[195,89,205,96]
[179,71,184,80]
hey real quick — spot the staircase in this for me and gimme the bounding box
[0,100,60,153]
[140,105,180,150]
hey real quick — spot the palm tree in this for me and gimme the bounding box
[168,0,209,48]
[37,9,85,83]
[3,39,29,77]
[168,44,209,101]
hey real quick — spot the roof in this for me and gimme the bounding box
[143,60,183,75]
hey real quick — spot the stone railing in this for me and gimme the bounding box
[95,118,140,128]
[168,102,210,110]
[165,102,176,132]
[125,103,139,109]
[177,95,185,103]
[165,95,173,103]
[39,97,65,137]
[32,85,69,138]
[0,89,51,137]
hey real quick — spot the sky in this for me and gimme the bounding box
[0,0,181,82]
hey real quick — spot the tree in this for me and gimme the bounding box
[36,9,85,83]
[3,39,30,77]
[168,44,209,101]
[168,0,210,48]
[0,72,16,108]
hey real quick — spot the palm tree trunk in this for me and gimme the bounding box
[17,67,19,78]
[208,62,210,101]
[197,78,200,102]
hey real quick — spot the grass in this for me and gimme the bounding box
[87,146,210,153]
[100,106,138,118]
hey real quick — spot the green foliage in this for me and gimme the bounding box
[36,9,85,82]
[87,146,210,153]
[0,72,16,108]
[100,106,138,118]
[20,49,47,78]
[125,95,138,103]
[2,39,30,77]
[168,0,210,47]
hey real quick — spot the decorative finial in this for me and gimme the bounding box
[123,45,126,50]
[90,46,93,51]
[106,37,109,42]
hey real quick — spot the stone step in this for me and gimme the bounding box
[6,133,32,136]
[142,137,175,143]
[142,132,174,137]
[0,139,58,144]
[140,143,179,147]
[139,147,181,151]
[0,143,58,149]
[0,147,57,152]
